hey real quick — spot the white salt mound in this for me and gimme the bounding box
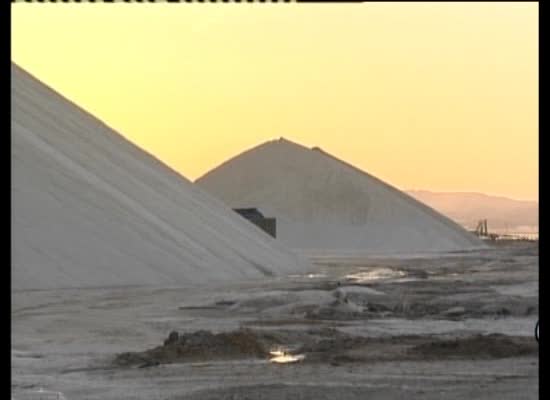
[196,138,486,255]
[11,64,310,290]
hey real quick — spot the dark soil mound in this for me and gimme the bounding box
[114,329,268,367]
[409,334,538,359]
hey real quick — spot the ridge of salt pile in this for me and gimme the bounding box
[11,64,310,290]
[196,138,486,255]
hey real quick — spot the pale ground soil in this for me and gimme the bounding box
[12,241,538,399]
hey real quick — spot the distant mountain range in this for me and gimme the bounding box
[406,190,538,233]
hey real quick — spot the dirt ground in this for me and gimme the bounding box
[11,241,538,399]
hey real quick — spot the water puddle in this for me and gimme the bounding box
[269,347,306,364]
[269,351,306,364]
[288,273,328,279]
[345,268,406,283]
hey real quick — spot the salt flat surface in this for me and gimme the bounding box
[196,138,486,254]
[11,242,538,400]
[11,64,310,290]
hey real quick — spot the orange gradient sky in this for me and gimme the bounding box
[11,2,538,201]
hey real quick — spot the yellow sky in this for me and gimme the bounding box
[11,2,538,201]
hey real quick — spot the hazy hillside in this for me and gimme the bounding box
[407,190,538,233]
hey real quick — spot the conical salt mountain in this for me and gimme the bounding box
[196,138,486,255]
[11,65,310,290]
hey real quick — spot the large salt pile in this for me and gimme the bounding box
[11,64,309,290]
[196,138,486,255]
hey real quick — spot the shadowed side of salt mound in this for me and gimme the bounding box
[11,63,310,290]
[196,138,486,254]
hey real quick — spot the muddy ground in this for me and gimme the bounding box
[12,241,538,399]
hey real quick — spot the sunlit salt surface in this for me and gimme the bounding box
[11,64,309,290]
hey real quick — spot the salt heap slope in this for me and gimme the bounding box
[196,138,486,255]
[11,64,309,290]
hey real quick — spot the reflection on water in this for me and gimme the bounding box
[306,273,326,279]
[269,353,306,363]
[288,273,327,279]
[269,349,306,363]
[345,268,406,283]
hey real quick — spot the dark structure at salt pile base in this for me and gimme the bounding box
[234,208,277,238]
